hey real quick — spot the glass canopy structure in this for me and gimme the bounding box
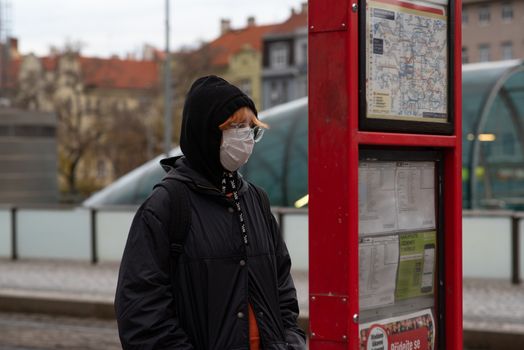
[85,60,524,209]
[463,60,524,209]
[83,98,308,208]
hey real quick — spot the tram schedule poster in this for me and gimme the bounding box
[359,161,436,236]
[358,160,437,309]
[359,309,435,350]
[360,0,453,133]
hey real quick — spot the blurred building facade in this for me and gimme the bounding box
[462,0,524,63]
[85,60,524,211]
[261,4,308,109]
[0,0,14,103]
[0,37,19,104]
[0,108,58,204]
[176,4,308,112]
[202,17,278,108]
[8,50,161,199]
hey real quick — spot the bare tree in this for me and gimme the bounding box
[52,51,107,197]
[15,47,161,200]
[13,41,224,200]
[103,97,160,178]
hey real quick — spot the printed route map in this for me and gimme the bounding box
[366,0,448,123]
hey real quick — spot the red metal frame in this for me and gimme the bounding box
[308,0,462,349]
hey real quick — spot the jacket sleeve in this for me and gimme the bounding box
[114,189,194,350]
[270,214,307,350]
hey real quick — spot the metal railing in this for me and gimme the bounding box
[463,209,523,284]
[1,205,522,284]
[0,205,309,265]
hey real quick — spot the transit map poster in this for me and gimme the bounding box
[365,0,448,123]
[359,309,435,350]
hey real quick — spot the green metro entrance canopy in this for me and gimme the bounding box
[85,60,524,209]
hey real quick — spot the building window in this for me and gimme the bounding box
[301,42,308,65]
[238,79,252,97]
[270,81,280,106]
[502,42,513,60]
[502,2,513,22]
[270,44,288,69]
[269,80,288,107]
[299,77,308,97]
[479,5,490,25]
[462,9,468,24]
[462,47,469,64]
[479,44,490,62]
[97,160,108,179]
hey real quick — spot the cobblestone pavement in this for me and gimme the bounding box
[0,312,120,350]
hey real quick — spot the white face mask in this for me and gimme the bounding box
[220,127,255,171]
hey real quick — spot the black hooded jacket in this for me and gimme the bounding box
[115,76,306,350]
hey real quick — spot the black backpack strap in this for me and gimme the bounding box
[252,184,281,253]
[251,184,272,220]
[153,178,191,264]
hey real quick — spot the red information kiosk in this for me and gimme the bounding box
[308,0,462,349]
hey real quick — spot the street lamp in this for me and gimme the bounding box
[164,0,173,156]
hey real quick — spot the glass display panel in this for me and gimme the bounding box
[358,158,439,349]
[359,0,454,134]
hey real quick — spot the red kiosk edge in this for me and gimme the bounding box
[308,0,462,349]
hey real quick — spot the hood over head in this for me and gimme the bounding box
[180,75,258,188]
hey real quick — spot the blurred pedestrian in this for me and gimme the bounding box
[115,76,306,350]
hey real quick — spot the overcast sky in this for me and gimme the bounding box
[9,0,304,58]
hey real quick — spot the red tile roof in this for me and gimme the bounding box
[208,24,279,67]
[7,55,159,91]
[41,56,58,71]
[267,11,308,36]
[80,57,159,90]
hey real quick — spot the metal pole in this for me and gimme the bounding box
[11,207,17,260]
[0,0,4,92]
[511,215,520,285]
[91,208,98,264]
[164,0,173,156]
[277,210,284,242]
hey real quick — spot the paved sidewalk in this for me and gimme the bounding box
[0,259,118,302]
[463,278,524,333]
[1,259,524,335]
[0,259,309,320]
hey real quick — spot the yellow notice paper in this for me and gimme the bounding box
[395,230,436,300]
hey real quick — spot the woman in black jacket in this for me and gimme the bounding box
[115,76,306,350]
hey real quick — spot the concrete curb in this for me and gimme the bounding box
[0,291,311,335]
[464,329,524,350]
[3,291,524,349]
[0,292,115,319]
[0,292,309,327]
